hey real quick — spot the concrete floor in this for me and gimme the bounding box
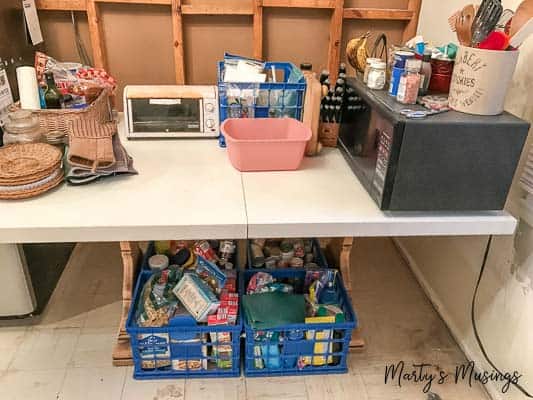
[0,238,490,399]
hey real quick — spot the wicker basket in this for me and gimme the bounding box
[318,122,339,147]
[11,88,113,137]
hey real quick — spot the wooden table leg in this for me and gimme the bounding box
[326,237,365,349]
[112,241,142,366]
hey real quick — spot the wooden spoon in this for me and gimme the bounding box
[455,4,478,46]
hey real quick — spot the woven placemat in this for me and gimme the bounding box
[0,168,64,200]
[0,161,62,186]
[0,143,62,182]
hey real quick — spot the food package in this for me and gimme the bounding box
[195,255,227,293]
[135,267,183,327]
[173,273,220,322]
[34,51,116,108]
[171,334,208,371]
[298,316,335,367]
[137,333,171,370]
[208,315,233,369]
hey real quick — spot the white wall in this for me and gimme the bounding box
[396,2,533,399]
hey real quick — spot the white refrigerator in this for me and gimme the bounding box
[0,244,36,317]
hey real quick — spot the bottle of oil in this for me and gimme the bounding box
[44,72,62,109]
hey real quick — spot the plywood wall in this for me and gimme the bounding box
[183,15,254,84]
[37,2,409,109]
[264,8,331,73]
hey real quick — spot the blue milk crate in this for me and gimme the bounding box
[126,243,242,379]
[247,238,328,269]
[217,61,307,147]
[240,268,357,377]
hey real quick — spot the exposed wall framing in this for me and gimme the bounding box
[35,0,422,83]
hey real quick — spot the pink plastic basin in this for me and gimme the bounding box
[221,118,311,172]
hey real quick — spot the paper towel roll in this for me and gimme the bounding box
[16,66,41,110]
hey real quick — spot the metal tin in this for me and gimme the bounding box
[393,50,415,69]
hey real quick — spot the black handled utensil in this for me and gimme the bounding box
[471,0,503,46]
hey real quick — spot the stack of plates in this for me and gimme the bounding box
[0,143,64,200]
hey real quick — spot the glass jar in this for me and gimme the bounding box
[363,57,381,83]
[3,110,42,145]
[366,61,387,90]
[397,59,422,105]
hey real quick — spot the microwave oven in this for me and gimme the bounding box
[339,78,529,211]
[123,85,219,139]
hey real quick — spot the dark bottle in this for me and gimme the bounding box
[44,72,62,109]
[338,63,346,75]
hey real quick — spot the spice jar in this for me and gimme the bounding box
[366,61,387,90]
[397,59,422,105]
[3,110,42,145]
[363,58,381,83]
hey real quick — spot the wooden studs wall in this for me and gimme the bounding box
[35,0,422,83]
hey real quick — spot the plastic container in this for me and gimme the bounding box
[126,242,242,379]
[247,238,328,269]
[240,268,357,377]
[217,61,306,147]
[221,118,311,172]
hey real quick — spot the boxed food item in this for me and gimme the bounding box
[173,273,220,322]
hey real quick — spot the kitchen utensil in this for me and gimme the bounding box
[471,0,504,47]
[399,109,450,119]
[478,30,510,49]
[509,17,533,47]
[496,9,514,31]
[510,0,533,37]
[449,10,460,32]
[450,4,478,45]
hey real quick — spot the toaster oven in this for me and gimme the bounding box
[339,78,529,211]
[123,85,219,139]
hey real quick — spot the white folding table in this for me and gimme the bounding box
[0,119,516,364]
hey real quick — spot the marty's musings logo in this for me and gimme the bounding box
[384,361,522,394]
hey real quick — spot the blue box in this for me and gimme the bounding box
[240,268,357,377]
[126,242,242,379]
[217,61,307,147]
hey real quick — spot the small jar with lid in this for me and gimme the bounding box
[363,58,381,83]
[396,59,422,105]
[3,110,42,145]
[366,61,387,90]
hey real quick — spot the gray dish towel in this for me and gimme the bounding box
[66,134,137,185]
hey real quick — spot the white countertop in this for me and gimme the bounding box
[0,132,247,243]
[0,117,517,243]
[242,149,517,238]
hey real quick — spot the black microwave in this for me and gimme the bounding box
[338,78,529,211]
